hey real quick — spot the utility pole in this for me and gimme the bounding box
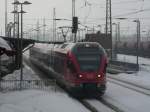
[78,29,80,41]
[36,20,40,40]
[72,0,77,42]
[148,30,150,41]
[12,0,19,68]
[72,0,75,17]
[106,0,112,59]
[72,0,75,41]
[112,23,118,51]
[53,8,56,42]
[43,18,46,41]
[13,0,18,38]
[52,8,56,69]
[93,25,95,33]
[133,19,140,71]
[5,0,8,36]
[117,22,120,42]
[1,29,2,36]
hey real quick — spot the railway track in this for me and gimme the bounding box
[79,97,124,112]
[107,76,150,96]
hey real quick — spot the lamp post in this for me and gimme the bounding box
[12,0,31,89]
[133,19,140,71]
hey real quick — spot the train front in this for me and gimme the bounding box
[66,42,107,95]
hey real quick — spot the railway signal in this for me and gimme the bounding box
[72,17,78,33]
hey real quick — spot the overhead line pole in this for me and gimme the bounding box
[36,20,39,40]
[14,0,18,38]
[43,18,46,41]
[52,8,56,69]
[53,8,56,42]
[5,0,8,36]
[72,0,77,42]
[106,0,112,59]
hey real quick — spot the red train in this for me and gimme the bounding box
[30,42,108,96]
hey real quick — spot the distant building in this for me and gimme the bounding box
[85,32,113,59]
[85,31,112,49]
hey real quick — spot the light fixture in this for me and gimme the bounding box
[23,1,32,5]
[11,10,18,13]
[79,75,83,78]
[97,74,101,78]
[12,1,20,5]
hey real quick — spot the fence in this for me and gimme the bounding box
[0,80,56,92]
[108,60,139,71]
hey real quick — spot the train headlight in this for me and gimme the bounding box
[79,74,83,78]
[97,74,101,78]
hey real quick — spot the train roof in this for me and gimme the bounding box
[34,42,103,54]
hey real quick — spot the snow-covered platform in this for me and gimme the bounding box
[108,54,150,90]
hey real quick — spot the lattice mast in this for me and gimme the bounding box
[53,8,56,42]
[13,0,18,38]
[106,0,112,58]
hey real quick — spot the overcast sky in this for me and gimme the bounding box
[0,0,150,36]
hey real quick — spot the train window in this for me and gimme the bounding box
[77,47,100,55]
[77,56,99,61]
[72,43,105,72]
[77,54,101,72]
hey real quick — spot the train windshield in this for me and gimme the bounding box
[74,43,104,72]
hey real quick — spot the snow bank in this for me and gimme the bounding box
[108,71,150,90]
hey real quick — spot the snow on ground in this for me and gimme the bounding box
[0,90,90,112]
[105,54,150,112]
[2,63,40,80]
[108,54,150,89]
[86,99,115,112]
[0,51,91,112]
[105,82,150,112]
[24,50,30,58]
[108,71,150,90]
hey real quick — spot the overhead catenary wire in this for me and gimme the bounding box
[113,8,150,18]
[10,0,150,36]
